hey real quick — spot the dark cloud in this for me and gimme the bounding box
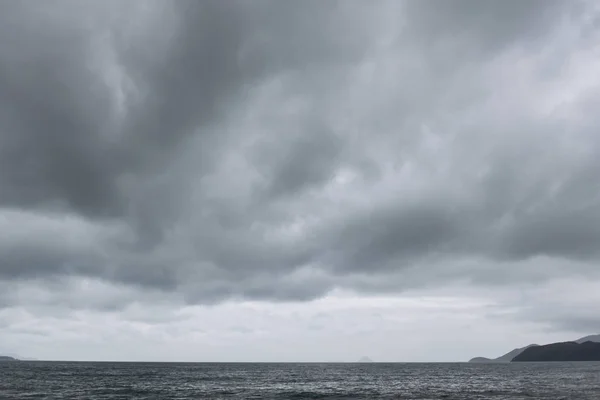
[0,5,118,216]
[0,0,367,218]
[499,204,600,260]
[262,125,344,199]
[323,200,468,273]
[0,0,599,310]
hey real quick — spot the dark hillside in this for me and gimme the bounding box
[512,341,600,362]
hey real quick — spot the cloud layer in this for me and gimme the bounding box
[1,0,600,360]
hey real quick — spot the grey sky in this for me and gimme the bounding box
[1,0,599,361]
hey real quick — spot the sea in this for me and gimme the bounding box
[1,361,599,399]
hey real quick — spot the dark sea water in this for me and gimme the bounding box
[1,361,599,399]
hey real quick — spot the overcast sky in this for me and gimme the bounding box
[1,0,600,362]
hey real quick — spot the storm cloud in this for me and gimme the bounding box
[1,0,600,360]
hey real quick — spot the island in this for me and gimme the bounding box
[357,356,373,363]
[0,356,18,362]
[512,341,600,362]
[469,334,600,363]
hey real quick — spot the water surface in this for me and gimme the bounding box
[1,361,599,399]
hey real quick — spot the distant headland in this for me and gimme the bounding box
[468,334,600,363]
[468,344,539,363]
[513,341,600,362]
[0,356,19,362]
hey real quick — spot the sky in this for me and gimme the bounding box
[1,0,600,362]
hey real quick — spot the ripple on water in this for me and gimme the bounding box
[1,362,600,399]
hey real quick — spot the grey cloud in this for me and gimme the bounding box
[479,275,600,339]
[401,0,581,53]
[0,277,179,316]
[180,266,333,305]
[323,200,468,273]
[261,125,344,199]
[550,317,600,335]
[0,1,244,218]
[0,7,118,216]
[0,0,600,309]
[0,210,121,280]
[0,0,367,218]
[499,205,600,260]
